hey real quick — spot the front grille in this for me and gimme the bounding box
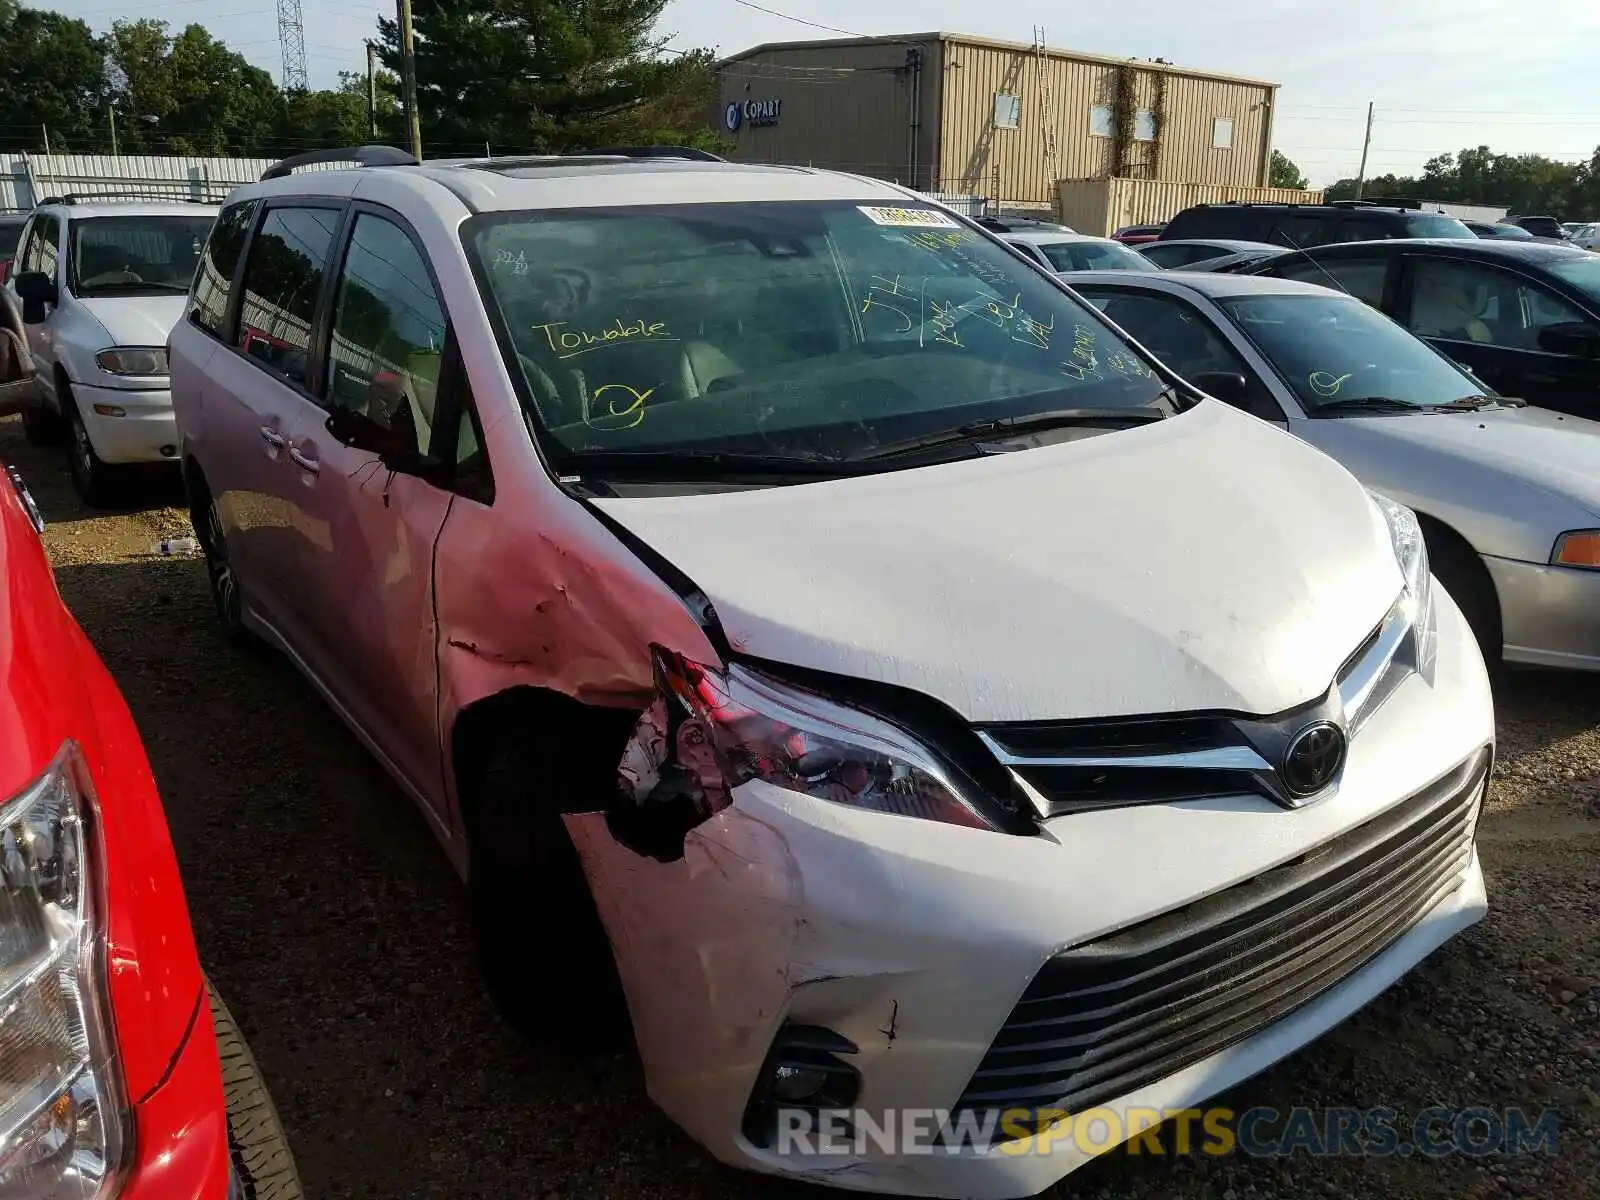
[954,748,1488,1127]
[976,597,1417,817]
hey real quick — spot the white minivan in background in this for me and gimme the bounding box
[7,197,217,505]
[169,147,1493,1198]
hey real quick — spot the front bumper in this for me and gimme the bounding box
[1483,551,1600,670]
[569,587,1494,1198]
[73,382,180,466]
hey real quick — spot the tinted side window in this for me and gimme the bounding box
[1267,256,1389,307]
[1271,215,1329,248]
[1168,208,1254,239]
[1335,217,1392,242]
[325,214,447,452]
[1407,258,1594,351]
[190,199,257,338]
[1083,289,1281,420]
[234,206,341,388]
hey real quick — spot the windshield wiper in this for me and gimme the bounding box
[1310,396,1422,415]
[858,405,1168,461]
[553,449,863,479]
[80,281,189,293]
[1435,393,1526,410]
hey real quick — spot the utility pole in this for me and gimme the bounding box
[1353,101,1374,199]
[366,41,379,137]
[108,106,118,157]
[396,0,422,160]
[40,125,50,154]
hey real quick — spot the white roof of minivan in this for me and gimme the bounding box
[233,158,928,214]
[40,200,219,219]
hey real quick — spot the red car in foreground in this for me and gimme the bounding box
[0,459,301,1198]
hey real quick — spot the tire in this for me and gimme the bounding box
[193,482,249,644]
[209,980,304,1200]
[20,399,64,445]
[468,734,631,1047]
[1425,530,1501,668]
[64,388,123,508]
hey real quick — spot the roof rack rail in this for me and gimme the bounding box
[47,191,214,205]
[261,144,418,181]
[578,145,726,162]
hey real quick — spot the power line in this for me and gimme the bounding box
[729,0,866,38]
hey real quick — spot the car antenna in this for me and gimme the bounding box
[1271,233,1357,300]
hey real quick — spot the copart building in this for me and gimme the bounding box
[715,33,1315,231]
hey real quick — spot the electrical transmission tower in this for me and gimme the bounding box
[278,0,309,92]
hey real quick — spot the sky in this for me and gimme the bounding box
[48,0,1600,186]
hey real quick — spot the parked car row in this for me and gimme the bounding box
[0,282,301,1197]
[0,148,1591,1198]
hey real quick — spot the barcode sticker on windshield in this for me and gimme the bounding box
[857,206,962,229]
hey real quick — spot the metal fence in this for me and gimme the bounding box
[0,153,353,211]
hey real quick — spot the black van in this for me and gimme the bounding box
[1159,199,1475,248]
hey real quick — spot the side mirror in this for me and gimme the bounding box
[1538,322,1600,358]
[13,271,54,324]
[1191,370,1250,403]
[324,408,447,485]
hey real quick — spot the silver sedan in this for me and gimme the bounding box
[1063,268,1600,672]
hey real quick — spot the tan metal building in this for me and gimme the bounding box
[715,32,1279,210]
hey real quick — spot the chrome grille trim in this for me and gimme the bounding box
[978,591,1421,817]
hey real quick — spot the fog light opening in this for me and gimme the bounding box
[741,1023,861,1150]
[158,444,177,458]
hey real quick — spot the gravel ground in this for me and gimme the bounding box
[9,413,1599,1200]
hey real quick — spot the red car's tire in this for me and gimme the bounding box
[209,981,305,1200]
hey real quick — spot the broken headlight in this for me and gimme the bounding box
[614,651,996,859]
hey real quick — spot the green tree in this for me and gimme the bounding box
[106,19,281,155]
[1325,143,1597,219]
[1268,150,1308,190]
[0,5,112,152]
[376,0,718,155]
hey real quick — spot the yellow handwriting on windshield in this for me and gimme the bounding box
[929,299,963,347]
[586,383,656,431]
[534,319,671,360]
[1104,350,1152,377]
[860,274,917,333]
[905,229,971,251]
[1309,371,1353,397]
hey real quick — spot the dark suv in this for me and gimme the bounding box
[1160,200,1475,247]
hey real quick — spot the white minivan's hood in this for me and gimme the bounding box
[76,295,186,348]
[594,402,1402,723]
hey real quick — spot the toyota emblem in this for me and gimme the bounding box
[1281,721,1346,798]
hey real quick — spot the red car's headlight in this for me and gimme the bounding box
[0,742,126,1198]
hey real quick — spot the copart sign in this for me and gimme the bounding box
[725,98,782,132]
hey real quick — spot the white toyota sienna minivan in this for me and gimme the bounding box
[169,146,1492,1199]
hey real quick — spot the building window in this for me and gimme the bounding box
[1134,108,1157,141]
[1213,117,1234,149]
[994,93,1021,130]
[1089,105,1113,138]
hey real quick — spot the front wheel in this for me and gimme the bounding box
[1426,534,1501,668]
[65,391,123,508]
[468,736,631,1047]
[209,981,304,1200]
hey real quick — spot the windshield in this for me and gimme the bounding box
[1035,239,1157,272]
[1219,293,1488,411]
[70,214,214,295]
[1546,256,1600,308]
[1404,214,1476,239]
[466,201,1166,463]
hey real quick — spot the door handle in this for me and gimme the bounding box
[259,425,287,448]
[288,446,320,474]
